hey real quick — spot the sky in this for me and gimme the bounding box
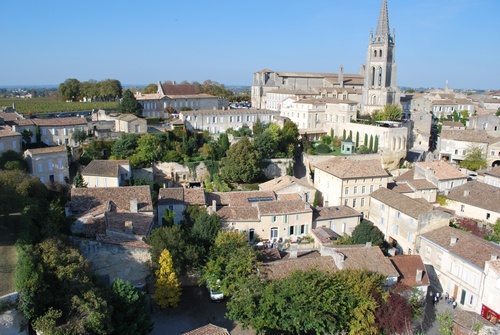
[1,0,499,90]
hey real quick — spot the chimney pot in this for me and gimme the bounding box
[464,189,470,196]
[130,198,138,213]
[416,269,423,283]
[289,242,298,259]
[365,241,372,248]
[492,254,499,261]
[450,236,458,246]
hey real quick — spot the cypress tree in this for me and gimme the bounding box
[374,136,379,153]
[364,133,368,146]
[369,135,374,152]
[343,129,346,140]
[355,131,359,147]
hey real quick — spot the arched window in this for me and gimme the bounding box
[378,67,383,86]
[372,95,377,105]
[371,67,375,86]
[379,49,383,57]
[374,50,377,57]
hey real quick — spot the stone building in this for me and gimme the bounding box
[24,146,69,184]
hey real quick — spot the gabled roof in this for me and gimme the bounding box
[182,324,230,335]
[371,187,434,219]
[313,206,361,221]
[261,256,337,280]
[332,244,399,277]
[420,226,500,269]
[81,160,129,178]
[216,206,259,221]
[441,129,498,144]
[69,186,153,216]
[160,83,197,96]
[446,181,500,213]
[485,166,500,178]
[390,255,430,287]
[158,187,205,206]
[315,157,389,179]
[258,175,313,192]
[257,200,312,216]
[415,161,467,181]
[206,191,276,207]
[33,117,87,127]
[25,146,67,155]
[0,125,21,138]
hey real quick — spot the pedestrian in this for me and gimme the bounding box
[445,292,449,303]
[434,295,438,305]
[453,301,457,309]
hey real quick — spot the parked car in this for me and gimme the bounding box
[207,279,223,302]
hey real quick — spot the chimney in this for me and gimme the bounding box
[450,236,458,246]
[492,254,499,261]
[365,241,372,248]
[416,269,423,283]
[289,242,298,259]
[130,198,138,213]
[124,221,133,234]
[464,189,470,197]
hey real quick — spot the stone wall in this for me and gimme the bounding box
[72,238,151,286]
[132,167,154,182]
[154,161,211,185]
[262,158,293,179]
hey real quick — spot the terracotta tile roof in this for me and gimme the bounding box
[166,93,217,99]
[441,129,499,144]
[311,227,341,245]
[267,89,318,95]
[485,166,500,178]
[258,175,313,192]
[442,121,464,128]
[216,206,259,221]
[332,245,399,277]
[0,111,22,122]
[105,212,153,237]
[390,255,430,287]
[95,235,150,249]
[24,146,67,155]
[206,191,276,207]
[158,187,206,206]
[315,157,389,179]
[183,188,206,205]
[182,324,230,335]
[32,117,87,127]
[117,114,142,122]
[161,83,197,96]
[313,206,361,221]
[446,181,500,213]
[371,187,434,219]
[276,193,302,201]
[410,179,438,190]
[261,256,337,280]
[389,183,413,193]
[257,200,312,215]
[421,226,500,268]
[454,311,494,331]
[394,169,414,182]
[486,260,500,275]
[282,250,322,260]
[0,125,21,137]
[158,187,184,205]
[82,160,129,177]
[432,99,456,105]
[69,186,153,216]
[181,109,279,116]
[258,248,282,262]
[415,161,466,180]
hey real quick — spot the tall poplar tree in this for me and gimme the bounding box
[153,249,181,308]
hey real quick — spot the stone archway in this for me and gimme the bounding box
[492,160,500,167]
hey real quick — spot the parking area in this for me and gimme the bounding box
[150,286,255,335]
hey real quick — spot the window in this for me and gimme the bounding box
[362,186,366,194]
[370,185,374,193]
[380,217,385,225]
[289,226,294,235]
[342,223,346,233]
[272,216,276,223]
[345,187,349,195]
[37,163,43,173]
[487,213,491,220]
[461,205,465,212]
[58,160,63,169]
[408,218,414,225]
[407,233,413,242]
[392,225,398,235]
[300,225,306,234]
[361,198,365,207]
[397,211,401,219]
[284,215,288,223]
[469,295,474,305]
[354,186,358,194]
[352,199,357,207]
[344,199,349,206]
[379,203,385,211]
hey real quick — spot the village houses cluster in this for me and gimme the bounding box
[2,0,500,332]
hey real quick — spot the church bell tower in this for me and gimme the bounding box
[361,0,399,115]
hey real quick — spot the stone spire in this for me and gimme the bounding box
[375,0,390,38]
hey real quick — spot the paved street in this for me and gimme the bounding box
[415,284,460,335]
[150,286,255,335]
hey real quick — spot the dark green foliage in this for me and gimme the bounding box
[383,104,403,121]
[343,129,346,140]
[0,150,26,170]
[355,131,359,148]
[357,145,370,154]
[3,160,25,171]
[220,136,261,183]
[254,131,278,159]
[109,279,153,335]
[58,78,81,101]
[364,133,368,147]
[349,130,353,139]
[252,117,264,136]
[312,190,320,208]
[146,225,191,275]
[142,84,158,94]
[73,171,87,188]
[369,135,374,152]
[72,128,87,145]
[351,220,387,248]
[459,145,487,171]
[315,143,331,154]
[117,89,143,117]
[111,134,141,159]
[374,135,379,153]
[162,209,175,227]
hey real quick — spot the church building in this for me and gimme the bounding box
[251,0,399,116]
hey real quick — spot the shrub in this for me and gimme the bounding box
[315,143,331,154]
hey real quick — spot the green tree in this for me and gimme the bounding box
[383,104,403,120]
[132,134,165,167]
[219,136,261,183]
[364,133,368,147]
[142,83,158,94]
[73,171,87,188]
[0,150,26,170]
[436,312,454,335]
[459,145,487,171]
[153,249,181,308]
[254,131,278,159]
[351,220,386,248]
[111,133,140,159]
[343,129,347,140]
[71,128,87,145]
[109,279,153,335]
[117,89,143,116]
[21,129,33,144]
[496,108,500,116]
[58,78,81,101]
[355,131,359,148]
[202,231,258,296]
[162,208,175,227]
[369,135,374,152]
[252,117,264,136]
[374,135,379,153]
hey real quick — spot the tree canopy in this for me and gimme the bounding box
[117,89,143,117]
[58,78,122,102]
[219,136,261,183]
[459,145,487,171]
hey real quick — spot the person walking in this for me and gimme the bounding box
[453,300,457,309]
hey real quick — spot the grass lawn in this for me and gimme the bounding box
[0,215,25,296]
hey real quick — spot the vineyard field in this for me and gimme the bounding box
[0,98,118,114]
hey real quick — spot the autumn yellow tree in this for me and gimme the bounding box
[153,249,181,308]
